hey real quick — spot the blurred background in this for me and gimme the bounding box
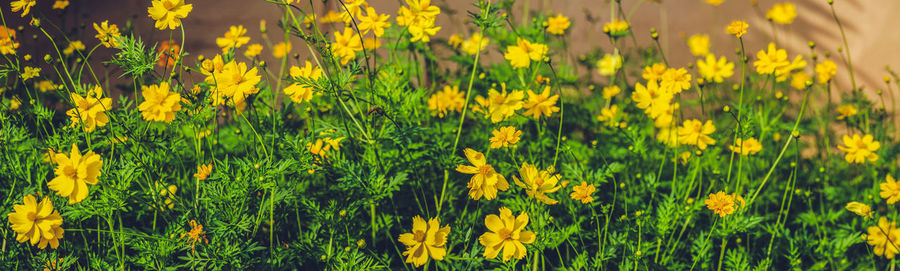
[8,0,898,101]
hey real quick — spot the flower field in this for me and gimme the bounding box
[2,0,900,270]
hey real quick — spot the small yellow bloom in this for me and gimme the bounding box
[697,54,735,83]
[478,207,536,261]
[194,163,212,181]
[66,86,112,132]
[836,104,857,120]
[427,85,465,118]
[706,0,724,6]
[513,163,563,205]
[522,86,560,119]
[397,216,450,267]
[138,82,182,123]
[489,126,522,149]
[215,25,251,54]
[52,0,69,9]
[602,86,621,99]
[244,43,263,57]
[7,195,64,249]
[660,68,692,93]
[331,27,362,65]
[596,53,623,76]
[10,0,37,17]
[677,119,716,150]
[729,137,762,156]
[790,72,811,90]
[448,34,463,48]
[455,148,510,200]
[358,7,391,37]
[845,202,872,219]
[181,220,208,253]
[284,61,323,104]
[22,66,41,81]
[766,3,797,25]
[546,14,571,35]
[865,217,900,259]
[63,41,86,56]
[504,38,547,69]
[603,19,630,37]
[705,191,743,217]
[152,182,177,210]
[687,34,710,56]
[837,134,880,164]
[754,42,790,75]
[481,84,524,123]
[642,63,667,81]
[815,60,837,83]
[93,20,122,48]
[147,0,193,30]
[460,33,489,55]
[570,181,596,204]
[272,41,292,59]
[880,174,900,204]
[726,20,748,38]
[48,144,103,204]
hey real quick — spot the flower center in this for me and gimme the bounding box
[478,165,493,176]
[856,140,868,149]
[163,1,176,10]
[26,211,37,221]
[413,231,426,242]
[498,229,512,240]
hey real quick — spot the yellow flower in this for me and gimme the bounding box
[642,63,667,81]
[460,33,489,55]
[725,20,748,38]
[0,28,20,55]
[836,104,857,120]
[687,34,710,56]
[677,119,716,150]
[697,54,735,83]
[865,217,900,259]
[596,53,623,76]
[631,80,672,117]
[837,134,880,164]
[43,258,64,271]
[156,40,181,68]
[49,144,103,204]
[448,34,463,48]
[331,27,362,65]
[209,60,261,109]
[653,102,679,128]
[272,41,292,58]
[570,181,596,203]
[147,0,193,30]
[244,43,263,57]
[660,68,692,93]
[7,195,64,249]
[602,19,630,37]
[478,207,536,261]
[845,202,873,219]
[729,137,762,156]
[363,37,382,50]
[766,3,797,25]
[181,220,208,253]
[284,61,323,104]
[455,148,510,200]
[35,80,58,93]
[139,82,182,123]
[66,86,112,132]
[152,182,177,210]
[358,7,391,37]
[815,60,837,83]
[52,0,69,9]
[774,55,806,82]
[63,41,86,56]
[602,86,621,99]
[215,25,250,54]
[523,86,560,119]
[790,71,811,90]
[10,0,36,17]
[490,126,522,149]
[513,163,562,205]
[427,85,465,118]
[482,85,524,123]
[194,163,212,180]
[706,0,724,6]
[546,14,571,35]
[397,216,450,267]
[597,105,620,126]
[22,66,41,81]
[504,38,547,69]
[881,174,900,204]
[705,191,743,217]
[753,42,789,75]
[93,20,122,48]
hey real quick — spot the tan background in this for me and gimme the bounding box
[10,0,900,99]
